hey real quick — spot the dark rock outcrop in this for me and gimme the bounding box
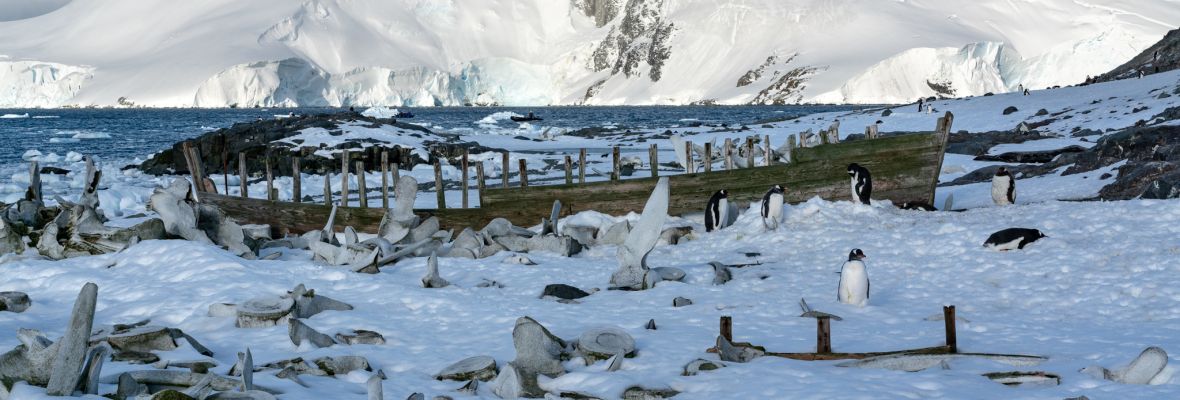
[1094,28,1180,83]
[974,145,1088,163]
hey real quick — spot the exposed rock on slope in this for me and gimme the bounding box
[1095,28,1180,83]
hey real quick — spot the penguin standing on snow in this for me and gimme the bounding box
[704,189,729,232]
[761,184,785,230]
[848,163,872,205]
[983,228,1046,251]
[992,167,1015,205]
[837,249,869,306]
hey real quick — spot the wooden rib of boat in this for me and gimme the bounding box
[201,113,953,234]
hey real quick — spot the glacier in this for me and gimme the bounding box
[0,0,1177,107]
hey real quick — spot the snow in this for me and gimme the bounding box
[1,0,1178,107]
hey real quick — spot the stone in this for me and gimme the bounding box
[422,252,450,288]
[652,267,685,282]
[289,319,336,348]
[151,389,195,400]
[672,297,693,307]
[116,372,146,399]
[709,262,732,285]
[335,330,386,345]
[1002,106,1019,115]
[611,178,669,290]
[645,319,657,330]
[716,335,763,363]
[539,284,592,301]
[0,218,26,256]
[510,316,567,397]
[0,292,30,313]
[682,359,725,376]
[106,326,177,353]
[46,282,98,396]
[236,296,294,328]
[622,386,679,400]
[435,355,498,382]
[576,327,636,362]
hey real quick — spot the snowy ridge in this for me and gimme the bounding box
[1,0,1178,107]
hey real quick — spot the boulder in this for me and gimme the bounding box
[1002,106,1019,115]
[0,218,26,255]
[540,284,592,301]
[0,292,30,313]
[435,356,498,382]
[672,297,693,307]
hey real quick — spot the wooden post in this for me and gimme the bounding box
[820,129,830,145]
[564,155,573,185]
[745,138,755,169]
[817,317,832,353]
[519,159,528,188]
[703,142,713,173]
[475,162,485,199]
[340,150,350,207]
[720,316,733,342]
[434,160,446,210]
[355,161,367,208]
[323,171,331,205]
[684,140,693,173]
[391,163,400,191]
[786,135,796,164]
[578,148,586,184]
[649,144,658,177]
[461,149,470,209]
[944,305,957,353]
[612,146,621,181]
[724,138,734,170]
[181,142,200,192]
[501,151,510,189]
[380,151,389,208]
[265,155,274,201]
[292,158,301,203]
[238,152,247,198]
[764,135,773,167]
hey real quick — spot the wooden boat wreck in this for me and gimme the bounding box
[198,113,953,235]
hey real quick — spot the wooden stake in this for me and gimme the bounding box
[787,135,796,163]
[519,159,528,188]
[817,317,832,353]
[391,163,400,192]
[685,140,693,173]
[475,162,485,199]
[238,152,247,198]
[323,171,331,205]
[612,146,621,181]
[703,142,713,173]
[944,305,957,353]
[501,151,510,189]
[340,150,350,207]
[720,316,733,342]
[356,161,367,208]
[434,160,446,210]
[764,135,773,167]
[380,151,389,208]
[461,149,469,209]
[564,155,573,185]
[745,138,755,169]
[724,138,734,170]
[649,144,658,177]
[265,155,274,201]
[578,148,586,184]
[292,158,301,203]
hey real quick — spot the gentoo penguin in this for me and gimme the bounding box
[837,249,869,306]
[983,228,1046,251]
[848,163,872,205]
[992,167,1015,205]
[761,185,785,230]
[704,189,729,232]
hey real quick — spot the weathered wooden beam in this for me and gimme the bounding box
[929,112,954,205]
[265,155,274,201]
[817,317,832,353]
[502,151,510,189]
[238,153,247,198]
[199,192,495,235]
[340,150,350,206]
[724,138,734,170]
[355,161,367,208]
[579,148,587,184]
[292,158,301,203]
[475,162,485,201]
[391,163,400,193]
[380,151,389,208]
[764,135,773,167]
[720,316,732,342]
[323,171,331,205]
[787,135,796,164]
[461,149,470,209]
[704,142,713,173]
[612,146,621,181]
[519,159,528,188]
[745,138,755,169]
[564,155,573,185]
[649,144,658,177]
[434,160,446,210]
[944,305,957,353]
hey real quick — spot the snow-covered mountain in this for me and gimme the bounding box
[1,0,1178,107]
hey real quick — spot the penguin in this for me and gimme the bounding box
[992,167,1015,205]
[704,189,729,233]
[899,201,937,211]
[847,163,872,205]
[837,249,869,306]
[984,228,1046,251]
[761,184,785,230]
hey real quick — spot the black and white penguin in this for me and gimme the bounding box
[704,189,729,232]
[983,228,1046,251]
[837,249,869,306]
[761,184,785,230]
[847,163,872,205]
[992,167,1015,205]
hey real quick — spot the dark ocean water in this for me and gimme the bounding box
[0,105,866,165]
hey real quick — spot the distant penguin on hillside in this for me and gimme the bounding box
[992,167,1015,205]
[761,184,785,230]
[848,163,872,205]
[704,189,730,233]
[837,249,869,306]
[983,228,1046,251]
